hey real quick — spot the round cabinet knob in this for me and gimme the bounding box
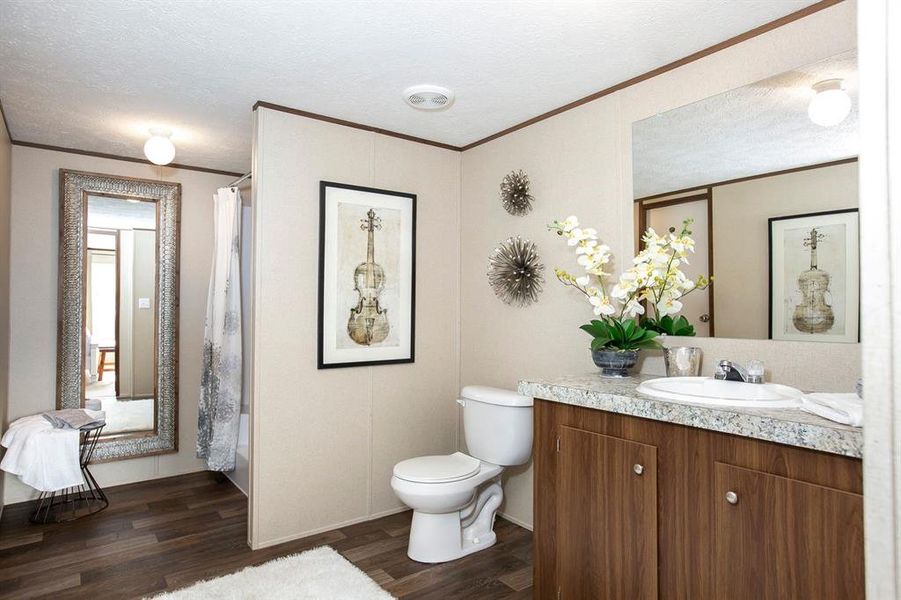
[699,313,710,323]
[633,464,644,475]
[725,491,739,505]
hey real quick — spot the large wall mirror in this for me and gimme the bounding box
[632,50,858,343]
[58,170,180,461]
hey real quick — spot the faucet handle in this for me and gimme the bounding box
[746,360,765,384]
[714,359,730,380]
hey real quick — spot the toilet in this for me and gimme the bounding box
[390,385,533,563]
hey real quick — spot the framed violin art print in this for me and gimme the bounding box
[768,208,859,343]
[318,181,416,368]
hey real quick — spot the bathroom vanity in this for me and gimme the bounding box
[520,374,864,600]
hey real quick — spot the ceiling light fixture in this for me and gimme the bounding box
[143,128,176,165]
[807,79,851,127]
[403,85,454,111]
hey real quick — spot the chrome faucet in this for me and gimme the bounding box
[714,360,764,384]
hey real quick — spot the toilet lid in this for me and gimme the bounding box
[393,452,481,484]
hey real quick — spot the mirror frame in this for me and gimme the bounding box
[57,169,181,461]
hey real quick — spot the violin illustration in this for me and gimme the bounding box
[347,208,390,346]
[792,226,835,334]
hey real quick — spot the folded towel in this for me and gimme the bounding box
[42,408,106,430]
[800,393,863,427]
[1,415,85,492]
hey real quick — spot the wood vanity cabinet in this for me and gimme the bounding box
[533,399,864,600]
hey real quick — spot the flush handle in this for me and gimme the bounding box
[725,491,739,505]
[633,464,644,476]
[456,399,465,407]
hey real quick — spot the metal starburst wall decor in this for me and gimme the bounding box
[487,236,545,307]
[499,170,535,216]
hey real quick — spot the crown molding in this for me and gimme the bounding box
[253,100,462,152]
[635,156,858,202]
[10,140,244,177]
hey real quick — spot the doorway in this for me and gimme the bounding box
[637,190,714,336]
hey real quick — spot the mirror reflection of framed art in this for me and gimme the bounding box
[318,181,416,369]
[768,208,859,343]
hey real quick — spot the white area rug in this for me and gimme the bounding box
[152,546,394,599]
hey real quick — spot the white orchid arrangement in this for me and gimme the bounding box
[549,216,711,351]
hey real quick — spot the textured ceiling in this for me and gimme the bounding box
[88,195,157,230]
[632,50,858,198]
[0,0,820,173]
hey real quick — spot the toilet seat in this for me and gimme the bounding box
[393,452,480,484]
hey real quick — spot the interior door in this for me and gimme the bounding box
[714,462,864,600]
[645,198,711,336]
[556,426,658,599]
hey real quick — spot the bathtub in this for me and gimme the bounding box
[225,413,250,496]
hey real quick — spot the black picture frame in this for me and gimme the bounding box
[768,208,859,341]
[317,181,417,369]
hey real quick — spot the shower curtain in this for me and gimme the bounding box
[197,187,243,471]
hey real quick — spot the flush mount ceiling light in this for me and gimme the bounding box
[403,85,454,111]
[807,79,851,127]
[143,127,176,165]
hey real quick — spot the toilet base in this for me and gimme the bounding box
[406,480,503,563]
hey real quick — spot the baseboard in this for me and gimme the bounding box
[498,510,533,531]
[250,505,410,550]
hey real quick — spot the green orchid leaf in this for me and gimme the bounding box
[636,329,660,342]
[623,319,636,341]
[580,323,598,336]
[634,338,664,350]
[610,318,628,343]
[668,315,696,336]
[590,336,613,351]
[630,325,652,342]
[591,320,613,338]
[580,321,608,338]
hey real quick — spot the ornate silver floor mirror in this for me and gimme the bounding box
[57,169,180,461]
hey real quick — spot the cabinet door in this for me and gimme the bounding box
[714,462,864,600]
[556,426,658,599]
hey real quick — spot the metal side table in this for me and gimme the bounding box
[30,422,110,524]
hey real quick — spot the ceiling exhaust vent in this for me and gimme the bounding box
[403,85,454,111]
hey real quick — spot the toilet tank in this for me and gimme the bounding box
[460,386,533,466]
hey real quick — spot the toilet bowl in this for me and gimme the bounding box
[391,386,533,563]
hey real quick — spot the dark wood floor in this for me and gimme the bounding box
[0,471,532,599]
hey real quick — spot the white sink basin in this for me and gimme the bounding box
[637,377,802,408]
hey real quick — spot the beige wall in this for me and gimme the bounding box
[3,145,234,504]
[250,107,461,548]
[713,161,859,339]
[460,1,858,529]
[0,113,11,515]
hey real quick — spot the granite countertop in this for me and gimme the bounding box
[518,373,863,458]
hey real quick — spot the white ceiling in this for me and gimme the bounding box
[0,0,820,173]
[632,50,858,198]
[88,195,158,230]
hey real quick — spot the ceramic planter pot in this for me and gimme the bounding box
[591,348,639,378]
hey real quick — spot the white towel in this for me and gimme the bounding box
[800,393,863,427]
[0,412,100,492]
